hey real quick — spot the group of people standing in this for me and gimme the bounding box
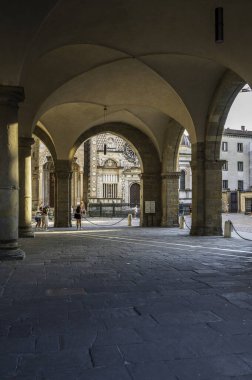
[74,201,86,230]
[35,206,49,230]
[34,202,86,231]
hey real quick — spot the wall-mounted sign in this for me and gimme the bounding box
[145,201,156,214]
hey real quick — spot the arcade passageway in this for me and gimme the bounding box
[2,1,252,259]
[1,226,252,379]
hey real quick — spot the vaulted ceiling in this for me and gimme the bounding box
[1,0,250,158]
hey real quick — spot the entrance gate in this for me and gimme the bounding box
[230,191,238,213]
[130,183,140,206]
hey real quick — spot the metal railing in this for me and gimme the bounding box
[88,202,140,218]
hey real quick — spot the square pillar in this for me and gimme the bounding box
[161,172,180,227]
[54,160,72,227]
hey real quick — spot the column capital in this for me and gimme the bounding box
[205,159,225,170]
[140,173,160,179]
[190,159,204,170]
[19,137,35,149]
[0,85,25,107]
[55,160,72,180]
[55,171,72,180]
[55,159,72,172]
[161,171,180,179]
[190,159,224,171]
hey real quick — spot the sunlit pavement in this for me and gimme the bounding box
[1,215,252,379]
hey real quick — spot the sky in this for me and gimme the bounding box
[225,87,252,130]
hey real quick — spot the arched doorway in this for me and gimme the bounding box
[70,122,161,227]
[130,183,140,206]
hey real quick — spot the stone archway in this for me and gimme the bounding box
[70,122,161,227]
[33,125,57,164]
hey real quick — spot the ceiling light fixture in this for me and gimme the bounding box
[103,105,107,155]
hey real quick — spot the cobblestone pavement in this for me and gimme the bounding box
[1,219,252,379]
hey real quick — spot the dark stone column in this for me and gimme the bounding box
[190,142,223,236]
[204,159,223,235]
[54,160,72,227]
[161,172,180,227]
[0,86,25,260]
[19,137,34,238]
[140,173,162,227]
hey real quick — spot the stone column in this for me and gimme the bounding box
[19,137,34,238]
[140,173,161,227]
[83,141,89,205]
[38,168,43,206]
[54,160,72,227]
[161,172,180,227]
[190,144,205,235]
[0,86,25,260]
[204,159,223,235]
[190,143,223,236]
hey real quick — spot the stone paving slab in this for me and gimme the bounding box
[1,225,252,379]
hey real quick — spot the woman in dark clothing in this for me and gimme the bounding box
[74,205,82,230]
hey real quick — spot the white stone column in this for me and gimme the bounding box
[0,86,25,260]
[43,164,50,206]
[54,160,72,227]
[18,137,34,238]
[79,170,84,201]
[161,172,180,227]
[38,168,43,206]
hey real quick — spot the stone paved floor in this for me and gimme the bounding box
[1,219,252,379]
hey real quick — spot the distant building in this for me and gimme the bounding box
[221,126,252,213]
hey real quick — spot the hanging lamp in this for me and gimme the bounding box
[103,105,107,155]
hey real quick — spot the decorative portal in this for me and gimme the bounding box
[130,183,140,205]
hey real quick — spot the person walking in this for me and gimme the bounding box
[74,205,82,230]
[41,206,49,230]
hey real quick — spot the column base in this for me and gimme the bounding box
[0,248,25,260]
[161,220,179,227]
[19,226,34,238]
[190,226,223,236]
[54,222,72,228]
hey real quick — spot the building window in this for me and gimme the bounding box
[237,143,243,152]
[103,183,118,198]
[237,161,243,171]
[222,162,228,171]
[238,180,244,191]
[222,142,228,151]
[222,180,228,189]
[180,170,186,190]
